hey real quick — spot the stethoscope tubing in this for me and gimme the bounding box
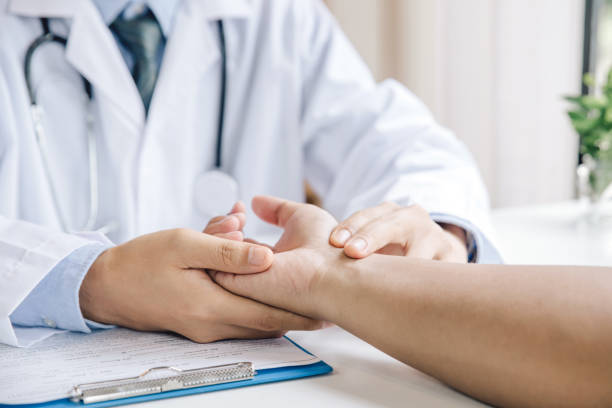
[25,19,93,104]
[215,20,226,169]
[24,17,227,233]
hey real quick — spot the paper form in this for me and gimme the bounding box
[0,328,319,404]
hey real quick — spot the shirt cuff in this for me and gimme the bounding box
[9,243,112,333]
[85,319,116,330]
[430,213,503,264]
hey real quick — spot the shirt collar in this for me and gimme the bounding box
[8,0,253,23]
[92,0,181,36]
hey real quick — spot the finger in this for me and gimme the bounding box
[343,207,418,258]
[330,202,399,247]
[206,215,226,226]
[229,202,247,230]
[375,243,406,256]
[436,233,468,263]
[233,212,246,230]
[211,270,319,328]
[212,281,322,332]
[203,214,241,231]
[203,215,242,234]
[405,236,438,260]
[229,201,246,215]
[214,231,244,241]
[252,195,300,227]
[203,202,247,234]
[244,238,274,250]
[177,229,274,273]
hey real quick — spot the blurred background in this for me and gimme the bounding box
[325,0,612,209]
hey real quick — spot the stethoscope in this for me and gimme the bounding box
[24,17,238,234]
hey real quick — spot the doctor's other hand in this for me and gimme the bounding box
[79,228,321,342]
[211,196,342,318]
[329,202,468,263]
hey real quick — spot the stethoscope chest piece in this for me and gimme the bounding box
[194,170,239,218]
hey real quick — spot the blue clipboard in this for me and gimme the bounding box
[3,338,332,408]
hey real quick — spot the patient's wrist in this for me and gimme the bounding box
[305,247,355,322]
[269,246,345,321]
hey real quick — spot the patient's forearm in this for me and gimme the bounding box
[315,257,612,407]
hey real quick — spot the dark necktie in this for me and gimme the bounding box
[110,8,164,115]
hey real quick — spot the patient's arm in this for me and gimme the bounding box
[213,196,612,408]
[316,258,612,408]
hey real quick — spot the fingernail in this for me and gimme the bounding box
[333,228,351,244]
[248,247,269,266]
[348,237,367,252]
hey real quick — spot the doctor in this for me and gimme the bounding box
[0,0,500,347]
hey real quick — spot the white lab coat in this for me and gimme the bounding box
[0,0,495,346]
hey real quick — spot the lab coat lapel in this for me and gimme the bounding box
[146,0,252,130]
[146,4,220,125]
[64,2,145,130]
[9,0,145,130]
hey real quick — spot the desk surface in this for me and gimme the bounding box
[137,200,608,408]
[139,327,487,408]
[492,200,612,266]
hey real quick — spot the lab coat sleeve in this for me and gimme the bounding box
[296,0,500,263]
[0,48,116,346]
[429,213,502,264]
[0,218,112,347]
[10,243,113,344]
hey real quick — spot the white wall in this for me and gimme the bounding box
[326,0,584,208]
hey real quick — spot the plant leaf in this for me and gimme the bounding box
[604,108,612,125]
[568,110,587,121]
[570,116,600,134]
[581,95,608,109]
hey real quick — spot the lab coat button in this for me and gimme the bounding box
[43,317,56,328]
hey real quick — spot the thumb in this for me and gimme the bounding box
[178,229,273,274]
[252,196,300,228]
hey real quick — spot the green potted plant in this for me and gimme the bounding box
[566,67,612,203]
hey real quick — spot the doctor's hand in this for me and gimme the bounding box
[329,202,468,263]
[79,228,322,343]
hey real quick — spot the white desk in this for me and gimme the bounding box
[140,327,488,408]
[139,201,608,408]
[491,200,612,266]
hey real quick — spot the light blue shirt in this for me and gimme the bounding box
[10,243,112,332]
[99,0,181,78]
[96,0,179,37]
[9,0,501,336]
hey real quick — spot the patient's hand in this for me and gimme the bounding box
[211,196,343,318]
[202,202,248,241]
